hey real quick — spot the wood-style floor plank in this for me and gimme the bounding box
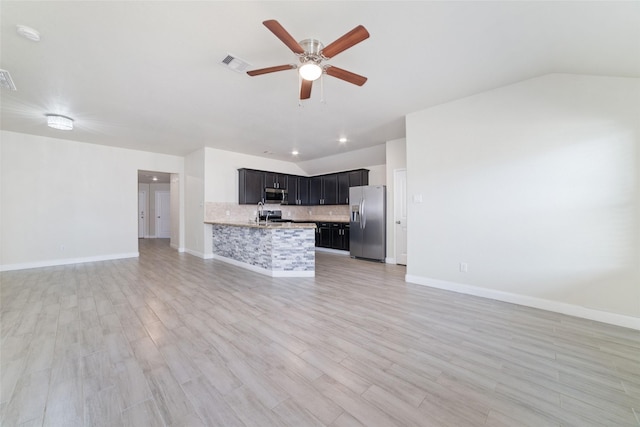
[1,238,638,426]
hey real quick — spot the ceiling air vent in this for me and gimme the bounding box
[220,54,251,73]
[0,69,17,91]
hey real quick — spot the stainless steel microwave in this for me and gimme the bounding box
[265,187,287,203]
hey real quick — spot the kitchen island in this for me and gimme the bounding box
[206,221,316,277]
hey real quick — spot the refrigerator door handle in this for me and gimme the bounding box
[361,199,366,229]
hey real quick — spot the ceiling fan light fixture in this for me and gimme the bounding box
[299,62,322,81]
[46,114,74,130]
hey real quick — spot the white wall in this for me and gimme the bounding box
[385,138,407,262]
[296,144,386,176]
[406,74,640,328]
[203,147,308,203]
[366,164,386,186]
[184,148,206,258]
[170,173,183,251]
[0,131,184,270]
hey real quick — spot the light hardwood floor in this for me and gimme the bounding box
[1,238,639,426]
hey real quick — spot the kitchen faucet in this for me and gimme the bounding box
[257,201,263,223]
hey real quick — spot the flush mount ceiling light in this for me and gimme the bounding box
[46,114,74,130]
[16,25,40,42]
[338,137,347,143]
[291,150,299,156]
[299,62,322,81]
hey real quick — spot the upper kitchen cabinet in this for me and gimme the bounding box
[338,169,369,205]
[239,168,368,205]
[238,168,264,204]
[310,174,338,205]
[287,176,309,205]
[264,172,288,189]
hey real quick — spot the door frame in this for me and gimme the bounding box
[394,168,407,265]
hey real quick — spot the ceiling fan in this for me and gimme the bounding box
[247,20,370,100]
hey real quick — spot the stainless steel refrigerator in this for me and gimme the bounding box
[349,185,386,262]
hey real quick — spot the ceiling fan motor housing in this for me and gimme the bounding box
[299,39,324,64]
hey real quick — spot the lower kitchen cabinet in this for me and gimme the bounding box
[317,222,333,248]
[316,222,349,251]
[331,223,350,251]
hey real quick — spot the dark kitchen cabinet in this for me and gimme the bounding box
[287,176,309,205]
[316,222,349,251]
[331,223,350,251]
[310,174,338,205]
[337,173,349,205]
[264,172,287,189]
[239,168,368,206]
[238,169,264,204]
[317,222,333,248]
[338,169,369,205]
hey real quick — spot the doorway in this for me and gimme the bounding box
[138,170,172,239]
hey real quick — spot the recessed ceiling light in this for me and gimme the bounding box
[16,25,40,42]
[291,150,299,156]
[338,137,347,143]
[152,176,158,181]
[46,114,74,130]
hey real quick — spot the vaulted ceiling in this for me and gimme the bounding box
[1,1,638,163]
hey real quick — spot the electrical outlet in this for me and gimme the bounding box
[459,262,468,273]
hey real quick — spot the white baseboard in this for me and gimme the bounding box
[170,243,186,253]
[184,249,214,259]
[211,254,314,277]
[0,252,139,272]
[405,274,640,331]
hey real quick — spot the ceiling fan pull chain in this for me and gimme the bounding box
[320,73,325,104]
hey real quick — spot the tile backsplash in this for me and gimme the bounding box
[205,202,350,223]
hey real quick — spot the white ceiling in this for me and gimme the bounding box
[1,1,639,164]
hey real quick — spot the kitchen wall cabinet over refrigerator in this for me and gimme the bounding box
[338,169,369,205]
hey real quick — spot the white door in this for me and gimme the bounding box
[394,169,407,265]
[138,191,147,238]
[155,191,171,238]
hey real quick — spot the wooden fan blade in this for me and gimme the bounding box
[325,66,367,86]
[247,64,296,76]
[321,25,369,59]
[300,79,313,100]
[263,20,304,54]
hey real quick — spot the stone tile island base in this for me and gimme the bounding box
[208,222,316,277]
